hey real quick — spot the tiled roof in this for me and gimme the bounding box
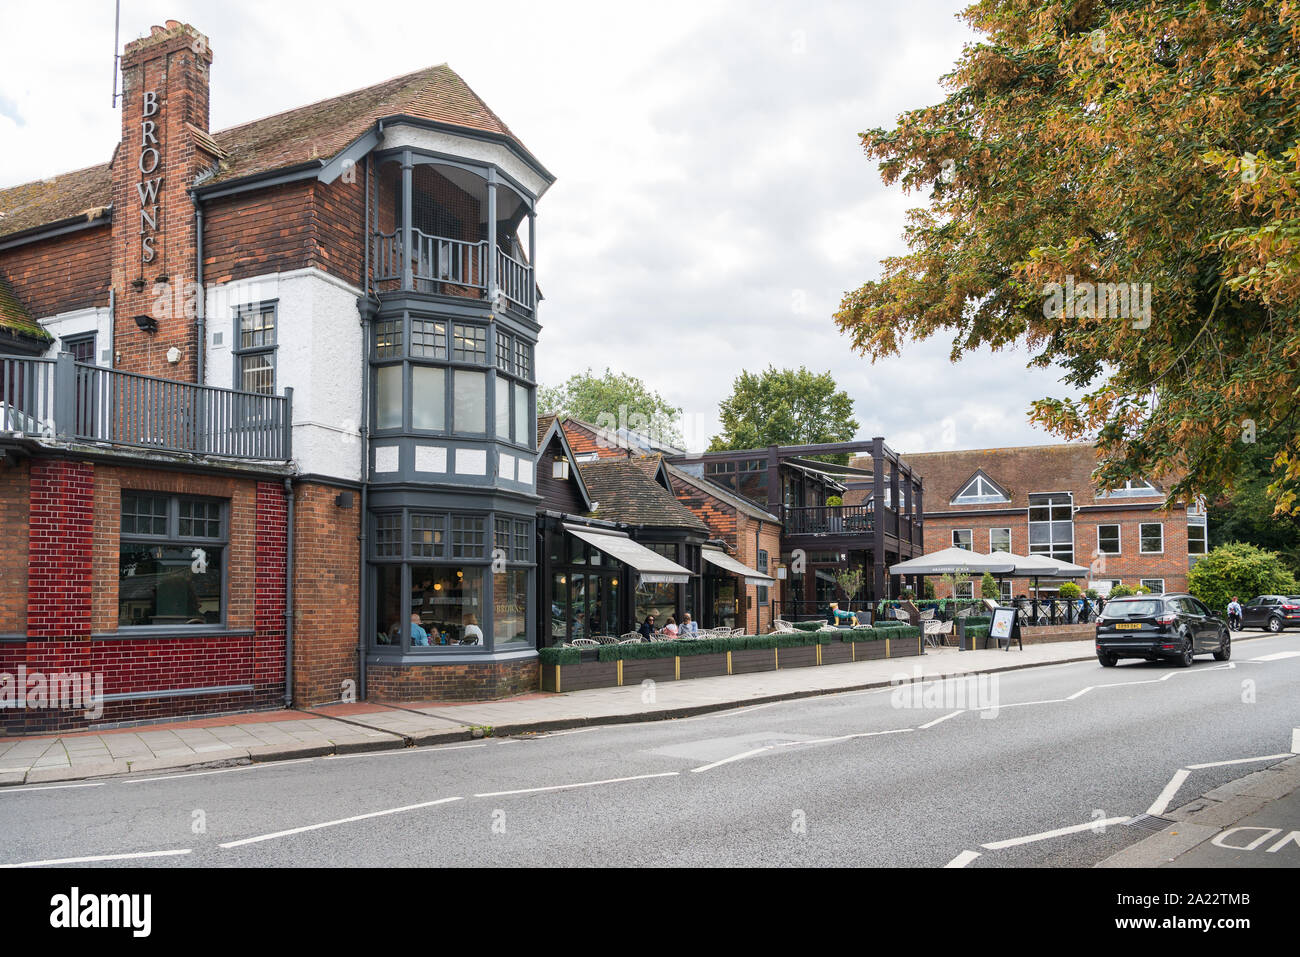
[0,163,112,240]
[537,412,557,449]
[0,64,536,240]
[0,275,49,342]
[578,456,709,532]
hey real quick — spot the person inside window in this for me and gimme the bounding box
[462,613,483,646]
[410,612,430,646]
[639,614,656,641]
[663,616,679,638]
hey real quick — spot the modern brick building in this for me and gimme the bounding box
[0,20,553,729]
[847,444,1208,599]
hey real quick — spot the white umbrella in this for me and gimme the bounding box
[890,547,1016,576]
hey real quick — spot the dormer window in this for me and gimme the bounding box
[952,471,1010,505]
[1098,478,1161,498]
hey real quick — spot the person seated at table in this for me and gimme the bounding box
[681,612,698,636]
[638,614,657,641]
[410,612,430,646]
[461,613,483,646]
[828,602,859,627]
[663,616,679,638]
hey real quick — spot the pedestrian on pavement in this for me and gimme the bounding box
[1227,596,1243,630]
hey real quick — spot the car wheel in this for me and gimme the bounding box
[1213,629,1231,661]
[1174,636,1195,667]
[1267,616,1283,633]
[1098,651,1118,668]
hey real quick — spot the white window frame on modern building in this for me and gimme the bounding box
[1139,522,1164,554]
[989,527,1011,553]
[1140,578,1165,594]
[1187,498,1208,555]
[1028,491,1074,563]
[233,300,277,395]
[1097,478,1161,498]
[952,471,1011,505]
[1097,523,1121,555]
[999,580,1013,601]
[952,529,973,550]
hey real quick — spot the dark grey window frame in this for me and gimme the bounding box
[117,491,229,633]
[61,331,97,364]
[492,327,536,454]
[232,300,279,396]
[370,314,491,438]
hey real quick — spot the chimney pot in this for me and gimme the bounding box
[150,24,165,36]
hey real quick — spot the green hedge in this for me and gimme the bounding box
[791,620,827,632]
[538,646,580,666]
[839,625,920,642]
[548,623,923,663]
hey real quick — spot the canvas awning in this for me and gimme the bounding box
[889,547,1016,576]
[988,550,1089,579]
[563,523,693,584]
[701,546,775,586]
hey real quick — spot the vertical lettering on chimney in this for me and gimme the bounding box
[139,89,161,263]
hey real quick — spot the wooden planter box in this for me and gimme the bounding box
[621,657,678,687]
[730,648,776,675]
[820,641,854,665]
[678,653,730,680]
[543,659,618,692]
[775,645,818,670]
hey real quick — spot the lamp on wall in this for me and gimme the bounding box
[133,314,158,333]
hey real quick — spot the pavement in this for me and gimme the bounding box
[0,637,1100,787]
[1097,754,1300,869]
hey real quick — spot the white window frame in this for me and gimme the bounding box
[952,529,973,551]
[952,472,1010,505]
[1098,478,1161,498]
[1139,522,1164,554]
[1140,578,1165,594]
[1097,523,1121,555]
[989,527,1011,553]
[999,580,1013,601]
[955,580,974,599]
[1028,491,1074,563]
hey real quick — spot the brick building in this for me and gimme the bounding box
[847,444,1208,599]
[0,19,554,729]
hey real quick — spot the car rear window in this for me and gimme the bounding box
[1102,599,1164,619]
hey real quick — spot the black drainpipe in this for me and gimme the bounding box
[357,150,375,701]
[283,477,296,708]
[191,191,205,384]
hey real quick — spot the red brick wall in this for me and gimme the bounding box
[27,460,93,638]
[367,657,538,703]
[0,226,112,322]
[0,459,30,633]
[202,182,317,286]
[312,178,366,288]
[674,480,738,546]
[290,482,361,705]
[255,481,288,698]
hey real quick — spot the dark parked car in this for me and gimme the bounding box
[1239,595,1300,633]
[1095,594,1230,668]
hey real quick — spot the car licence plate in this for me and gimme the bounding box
[1115,623,1143,630]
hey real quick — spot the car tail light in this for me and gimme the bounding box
[1282,604,1299,611]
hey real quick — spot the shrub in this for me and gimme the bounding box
[1058,582,1081,600]
[826,495,843,506]
[1109,584,1136,599]
[981,572,999,599]
[1188,542,1300,614]
[539,646,580,666]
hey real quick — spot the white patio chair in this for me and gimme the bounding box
[618,637,642,644]
[919,608,936,621]
[620,632,643,642]
[923,618,951,649]
[571,638,599,647]
[892,608,911,623]
[730,628,746,637]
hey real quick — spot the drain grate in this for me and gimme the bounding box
[1125,814,1176,832]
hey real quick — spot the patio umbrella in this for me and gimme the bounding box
[889,547,1016,576]
[989,550,1088,620]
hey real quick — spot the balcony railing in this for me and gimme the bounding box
[782,503,875,537]
[371,230,534,311]
[0,354,292,462]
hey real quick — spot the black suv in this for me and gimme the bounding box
[1095,594,1230,668]
[1240,595,1300,633]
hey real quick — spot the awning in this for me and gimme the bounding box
[563,523,693,584]
[701,547,775,586]
[889,547,1016,576]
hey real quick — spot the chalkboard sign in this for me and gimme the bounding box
[989,606,1022,651]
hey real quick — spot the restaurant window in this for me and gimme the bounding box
[1098,524,1121,555]
[234,302,277,395]
[493,517,533,647]
[410,566,485,646]
[375,318,402,358]
[452,324,487,363]
[451,515,487,559]
[952,529,973,550]
[989,527,1011,553]
[453,369,486,434]
[118,493,225,628]
[375,365,402,430]
[1028,492,1074,563]
[1140,523,1163,554]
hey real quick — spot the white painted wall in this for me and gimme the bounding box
[381,124,550,200]
[37,306,113,364]
[204,267,363,481]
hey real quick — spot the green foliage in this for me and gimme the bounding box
[538,646,580,666]
[1109,585,1136,599]
[826,495,844,507]
[834,2,1300,516]
[938,572,971,599]
[1058,582,1081,600]
[708,367,859,462]
[1085,588,1100,599]
[980,571,999,599]
[923,579,936,599]
[832,567,865,603]
[1188,542,1300,614]
[1210,431,1300,578]
[538,368,684,448]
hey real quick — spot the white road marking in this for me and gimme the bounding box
[1294,729,1300,755]
[789,728,913,747]
[219,796,463,848]
[679,700,788,721]
[918,710,964,730]
[475,771,679,796]
[2,848,192,868]
[1184,753,1293,770]
[1147,769,1191,815]
[124,758,316,782]
[0,781,105,794]
[982,818,1129,850]
[690,748,773,773]
[945,850,981,868]
[322,744,487,761]
[1067,687,1094,700]
[1251,651,1300,661]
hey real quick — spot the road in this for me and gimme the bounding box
[2,632,1298,868]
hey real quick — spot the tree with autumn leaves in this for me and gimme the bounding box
[836,0,1300,516]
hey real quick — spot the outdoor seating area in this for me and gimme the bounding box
[558,626,745,648]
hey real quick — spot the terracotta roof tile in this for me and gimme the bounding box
[578,457,709,532]
[0,163,112,240]
[0,274,50,342]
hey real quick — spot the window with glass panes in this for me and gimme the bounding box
[493,329,534,448]
[118,493,226,628]
[989,527,1011,553]
[1028,492,1074,563]
[1098,524,1121,555]
[1139,523,1164,553]
[372,314,484,435]
[234,302,277,394]
[952,529,973,550]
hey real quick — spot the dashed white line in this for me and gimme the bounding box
[218,796,463,848]
[1251,651,1300,661]
[945,850,981,868]
[1067,687,1093,700]
[2,848,192,868]
[475,771,679,797]
[982,818,1129,850]
[918,710,964,730]
[1147,769,1191,816]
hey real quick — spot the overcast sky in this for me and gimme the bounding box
[0,0,1084,454]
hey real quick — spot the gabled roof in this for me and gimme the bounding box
[665,461,781,524]
[577,456,709,533]
[537,413,594,512]
[950,468,1011,505]
[0,63,549,241]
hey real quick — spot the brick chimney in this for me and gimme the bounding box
[111,20,215,381]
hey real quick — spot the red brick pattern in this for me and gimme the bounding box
[368,657,538,702]
[255,482,288,696]
[27,461,93,638]
[0,460,29,633]
[0,226,112,324]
